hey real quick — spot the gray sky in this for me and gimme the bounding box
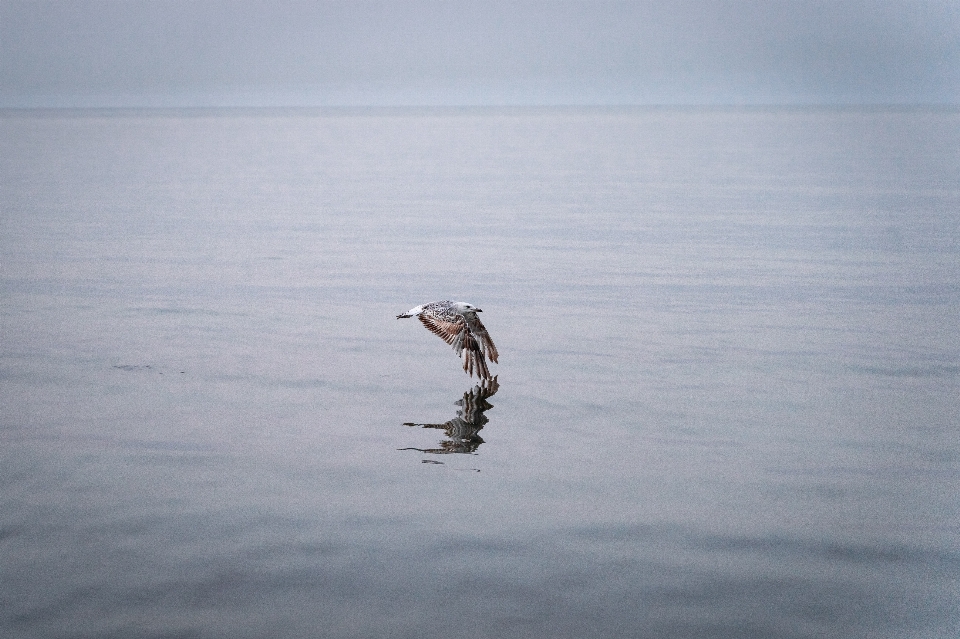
[2,0,959,107]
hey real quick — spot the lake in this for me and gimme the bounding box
[2,107,958,638]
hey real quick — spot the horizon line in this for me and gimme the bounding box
[3,102,959,114]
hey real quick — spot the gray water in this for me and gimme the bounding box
[2,108,958,638]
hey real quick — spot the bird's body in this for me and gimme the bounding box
[397,301,499,379]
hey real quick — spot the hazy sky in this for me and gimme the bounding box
[2,0,959,107]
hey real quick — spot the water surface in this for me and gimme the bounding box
[2,107,958,638]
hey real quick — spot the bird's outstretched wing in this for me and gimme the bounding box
[463,314,499,364]
[418,313,496,379]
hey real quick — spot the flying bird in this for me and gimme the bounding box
[397,301,499,379]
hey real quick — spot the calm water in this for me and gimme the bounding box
[2,108,958,638]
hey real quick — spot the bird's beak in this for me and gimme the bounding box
[476,308,483,312]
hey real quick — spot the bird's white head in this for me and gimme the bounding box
[453,301,482,314]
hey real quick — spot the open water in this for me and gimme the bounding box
[2,107,959,638]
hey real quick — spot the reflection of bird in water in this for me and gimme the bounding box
[397,301,498,379]
[401,377,499,455]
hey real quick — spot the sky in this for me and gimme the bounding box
[2,0,959,107]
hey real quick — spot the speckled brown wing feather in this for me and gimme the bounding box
[418,313,462,346]
[418,313,492,379]
[463,314,498,364]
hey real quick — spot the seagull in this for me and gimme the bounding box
[397,301,499,378]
